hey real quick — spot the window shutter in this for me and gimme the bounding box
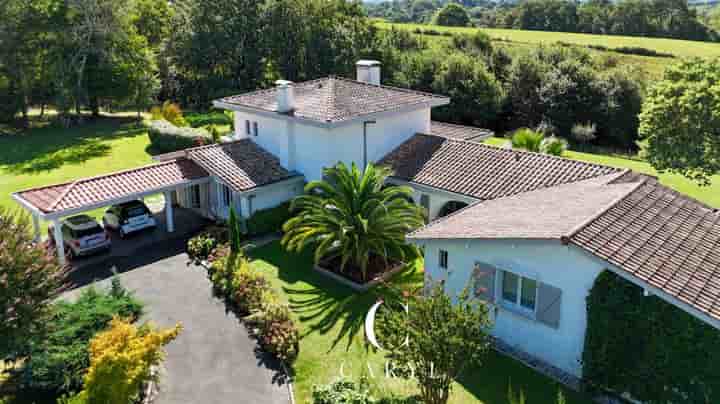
[472,262,497,303]
[537,282,562,328]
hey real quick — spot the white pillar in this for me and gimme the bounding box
[240,196,251,219]
[32,214,41,242]
[164,191,174,233]
[52,218,66,265]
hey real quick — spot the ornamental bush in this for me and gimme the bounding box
[63,317,181,404]
[187,233,217,261]
[539,136,568,156]
[146,120,210,154]
[21,279,144,393]
[247,301,300,364]
[583,271,720,403]
[232,267,271,315]
[312,378,376,404]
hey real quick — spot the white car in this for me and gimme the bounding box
[48,215,111,258]
[103,200,157,238]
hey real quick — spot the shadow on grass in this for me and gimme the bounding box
[0,115,146,174]
[248,242,424,352]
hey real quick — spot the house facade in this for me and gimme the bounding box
[13,60,720,383]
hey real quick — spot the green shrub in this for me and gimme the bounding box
[540,136,568,156]
[187,233,217,261]
[146,120,210,154]
[248,301,300,364]
[510,128,544,153]
[571,122,597,145]
[208,251,242,297]
[20,279,143,393]
[207,243,230,264]
[312,378,376,404]
[232,263,270,314]
[583,271,720,403]
[246,202,293,237]
[184,111,231,128]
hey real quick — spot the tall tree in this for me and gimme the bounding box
[639,59,720,184]
[433,3,471,27]
[0,209,68,361]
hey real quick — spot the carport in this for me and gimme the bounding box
[12,159,209,264]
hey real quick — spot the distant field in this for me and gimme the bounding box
[378,22,720,59]
[378,22,720,78]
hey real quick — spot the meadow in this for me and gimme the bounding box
[377,21,720,78]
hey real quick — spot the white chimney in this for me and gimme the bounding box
[275,80,295,113]
[356,60,381,85]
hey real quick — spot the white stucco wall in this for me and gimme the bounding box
[417,238,605,377]
[388,179,477,220]
[211,177,304,220]
[231,107,431,182]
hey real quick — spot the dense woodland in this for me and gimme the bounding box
[366,0,720,42]
[0,0,677,152]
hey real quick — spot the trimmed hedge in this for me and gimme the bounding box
[582,271,720,403]
[146,120,210,154]
[246,202,293,237]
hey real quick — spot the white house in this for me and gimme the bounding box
[12,60,720,383]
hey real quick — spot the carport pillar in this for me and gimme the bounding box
[32,214,41,242]
[52,218,66,265]
[164,190,175,233]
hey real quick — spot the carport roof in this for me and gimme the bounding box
[13,159,209,216]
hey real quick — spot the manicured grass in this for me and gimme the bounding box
[485,137,720,208]
[0,114,155,217]
[248,242,593,404]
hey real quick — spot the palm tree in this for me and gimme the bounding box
[509,128,544,153]
[281,162,425,282]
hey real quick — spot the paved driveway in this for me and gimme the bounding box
[64,241,291,404]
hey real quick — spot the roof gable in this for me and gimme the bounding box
[215,77,449,124]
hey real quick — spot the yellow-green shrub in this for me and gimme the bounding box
[65,317,181,404]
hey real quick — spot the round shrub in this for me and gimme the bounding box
[249,302,300,364]
[232,268,271,314]
[187,233,217,261]
[146,120,210,154]
[540,136,568,156]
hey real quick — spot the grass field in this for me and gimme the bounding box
[378,22,720,78]
[485,137,720,208]
[249,242,593,404]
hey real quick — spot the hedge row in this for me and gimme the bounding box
[582,271,720,403]
[246,202,293,237]
[146,120,210,154]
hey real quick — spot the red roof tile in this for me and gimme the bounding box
[379,134,620,200]
[216,77,448,124]
[15,159,208,214]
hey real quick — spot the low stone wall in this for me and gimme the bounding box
[313,262,406,292]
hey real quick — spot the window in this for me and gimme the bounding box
[252,121,258,137]
[247,195,256,216]
[221,184,232,207]
[439,249,448,269]
[190,184,201,208]
[501,271,537,313]
[245,120,251,135]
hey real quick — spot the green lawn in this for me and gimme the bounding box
[485,137,720,208]
[248,242,593,404]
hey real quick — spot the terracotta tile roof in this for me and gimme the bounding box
[408,172,638,240]
[185,139,299,192]
[429,121,493,141]
[379,134,621,200]
[568,175,720,322]
[215,77,448,124]
[15,159,208,214]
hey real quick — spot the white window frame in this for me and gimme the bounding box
[500,270,538,317]
[439,249,448,269]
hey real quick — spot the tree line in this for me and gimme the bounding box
[367,0,719,42]
[0,0,377,125]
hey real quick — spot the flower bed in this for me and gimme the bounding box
[315,255,406,292]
